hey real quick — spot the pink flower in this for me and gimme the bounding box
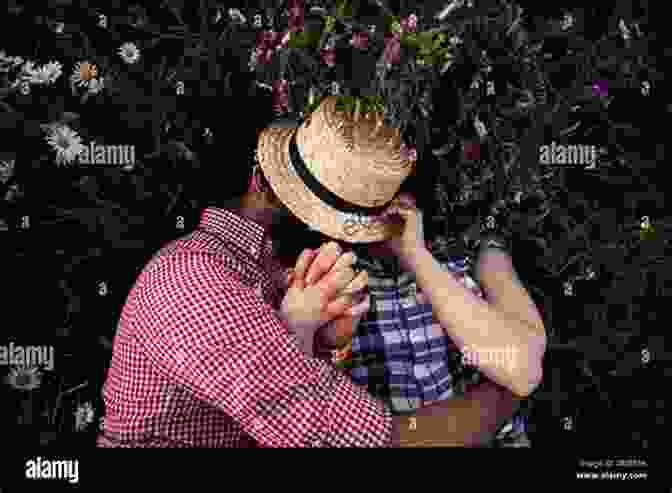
[254,46,274,65]
[350,32,370,50]
[400,143,417,162]
[400,13,418,33]
[253,29,293,66]
[320,47,336,67]
[258,30,281,49]
[462,141,481,162]
[277,31,291,50]
[287,0,305,33]
[272,79,290,115]
[383,34,401,68]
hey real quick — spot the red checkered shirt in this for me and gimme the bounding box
[98,207,392,447]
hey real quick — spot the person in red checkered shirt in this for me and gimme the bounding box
[98,88,524,447]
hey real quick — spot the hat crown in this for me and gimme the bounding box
[295,97,414,208]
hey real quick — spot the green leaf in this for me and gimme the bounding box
[288,31,309,49]
[416,31,436,46]
[382,14,399,33]
[639,227,656,241]
[402,33,420,49]
[335,359,354,370]
[323,15,337,34]
[335,0,353,18]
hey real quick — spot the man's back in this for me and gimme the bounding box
[98,217,278,447]
[97,207,393,447]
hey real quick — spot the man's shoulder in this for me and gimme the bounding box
[137,238,247,300]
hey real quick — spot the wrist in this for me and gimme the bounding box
[405,244,430,271]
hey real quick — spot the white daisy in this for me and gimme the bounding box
[0,158,14,184]
[21,61,63,85]
[4,183,21,202]
[118,42,141,64]
[87,76,105,94]
[44,124,86,166]
[4,366,42,391]
[74,402,95,431]
[19,60,36,77]
[561,14,573,31]
[448,35,463,46]
[0,52,24,71]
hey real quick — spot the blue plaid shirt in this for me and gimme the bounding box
[348,252,529,447]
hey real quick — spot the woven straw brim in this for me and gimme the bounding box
[257,125,401,244]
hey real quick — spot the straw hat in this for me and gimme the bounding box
[256,96,415,243]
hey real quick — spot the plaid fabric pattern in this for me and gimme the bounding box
[98,207,392,448]
[348,252,531,447]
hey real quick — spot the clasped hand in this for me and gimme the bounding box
[280,242,370,354]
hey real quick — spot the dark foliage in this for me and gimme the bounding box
[0,0,667,453]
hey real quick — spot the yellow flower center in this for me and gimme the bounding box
[79,63,97,81]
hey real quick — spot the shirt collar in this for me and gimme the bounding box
[198,207,273,265]
[355,250,399,278]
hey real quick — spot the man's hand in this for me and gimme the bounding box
[280,242,368,353]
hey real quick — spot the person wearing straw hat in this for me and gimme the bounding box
[98,90,534,447]
[255,96,547,447]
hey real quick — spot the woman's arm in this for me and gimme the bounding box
[409,246,546,397]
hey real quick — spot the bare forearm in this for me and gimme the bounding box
[409,247,545,397]
[390,379,522,447]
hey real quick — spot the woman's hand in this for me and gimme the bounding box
[382,193,427,272]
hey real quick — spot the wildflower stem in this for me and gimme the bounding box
[51,377,65,426]
[369,0,395,18]
[62,381,89,396]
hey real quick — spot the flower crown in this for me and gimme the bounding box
[241,0,470,162]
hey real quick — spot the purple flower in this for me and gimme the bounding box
[272,79,290,115]
[320,47,336,67]
[383,34,401,69]
[591,80,608,98]
[350,32,370,50]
